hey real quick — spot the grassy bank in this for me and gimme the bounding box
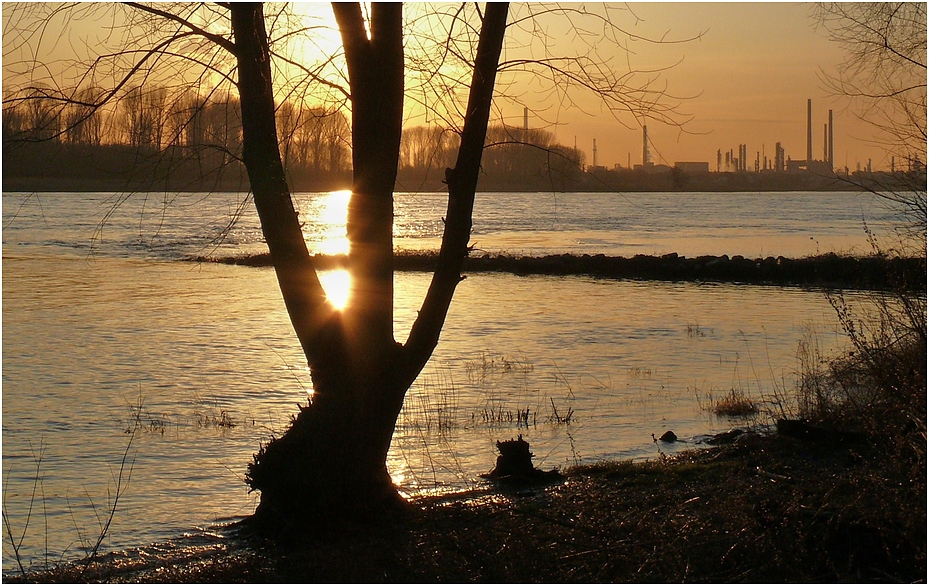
[10,430,924,583]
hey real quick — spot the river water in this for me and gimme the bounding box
[2,190,897,570]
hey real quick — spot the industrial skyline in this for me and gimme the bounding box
[584,98,849,176]
[3,3,918,173]
[544,3,912,173]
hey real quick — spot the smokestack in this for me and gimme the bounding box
[593,138,598,167]
[824,124,828,162]
[642,125,650,166]
[807,98,813,162]
[523,106,528,132]
[828,109,834,170]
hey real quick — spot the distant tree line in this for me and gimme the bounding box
[396,124,585,191]
[2,84,351,190]
[6,86,889,194]
[3,84,585,192]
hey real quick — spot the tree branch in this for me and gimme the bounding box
[403,2,510,382]
[124,2,238,56]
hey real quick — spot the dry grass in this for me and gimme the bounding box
[712,387,759,417]
[789,245,926,490]
[694,386,759,419]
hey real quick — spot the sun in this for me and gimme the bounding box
[318,269,351,311]
[283,5,345,73]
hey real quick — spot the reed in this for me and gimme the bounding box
[782,228,926,490]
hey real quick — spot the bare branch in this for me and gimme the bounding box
[124,2,238,56]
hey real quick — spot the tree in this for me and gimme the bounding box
[120,85,167,150]
[3,2,686,528]
[399,125,456,172]
[481,124,585,189]
[63,87,105,146]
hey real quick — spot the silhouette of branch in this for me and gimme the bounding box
[123,2,237,56]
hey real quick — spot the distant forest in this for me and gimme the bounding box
[2,86,585,193]
[2,85,900,193]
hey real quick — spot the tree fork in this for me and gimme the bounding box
[239,3,408,527]
[240,3,510,527]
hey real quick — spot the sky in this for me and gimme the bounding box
[544,3,885,171]
[295,2,911,172]
[2,3,912,172]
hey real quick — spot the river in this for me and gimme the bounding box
[2,190,896,570]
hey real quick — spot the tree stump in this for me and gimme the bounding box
[483,435,563,483]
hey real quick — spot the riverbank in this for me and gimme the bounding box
[193,251,926,291]
[10,429,925,583]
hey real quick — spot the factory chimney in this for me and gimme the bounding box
[828,109,834,170]
[807,98,813,162]
[593,138,598,167]
[642,125,650,166]
[824,124,828,162]
[523,106,528,133]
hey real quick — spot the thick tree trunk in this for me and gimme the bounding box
[232,4,403,527]
[232,3,411,528]
[230,3,509,528]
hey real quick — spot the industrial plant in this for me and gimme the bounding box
[612,99,839,177]
[570,96,926,192]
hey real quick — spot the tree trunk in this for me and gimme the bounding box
[231,2,509,528]
[231,3,405,527]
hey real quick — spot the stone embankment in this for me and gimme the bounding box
[194,251,925,291]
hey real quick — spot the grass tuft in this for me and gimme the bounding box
[712,388,758,417]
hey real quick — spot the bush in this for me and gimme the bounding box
[797,232,926,483]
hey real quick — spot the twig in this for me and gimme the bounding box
[2,442,46,576]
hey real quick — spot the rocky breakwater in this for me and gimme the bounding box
[448,252,923,291]
[194,251,925,291]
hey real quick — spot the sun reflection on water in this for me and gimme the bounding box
[301,191,353,309]
[307,189,351,255]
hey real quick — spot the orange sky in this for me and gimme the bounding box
[281,3,918,172]
[543,3,888,171]
[2,3,912,171]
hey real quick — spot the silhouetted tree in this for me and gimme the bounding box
[481,124,584,189]
[2,103,26,141]
[9,88,62,142]
[63,87,105,146]
[278,102,350,175]
[399,125,456,171]
[120,85,167,150]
